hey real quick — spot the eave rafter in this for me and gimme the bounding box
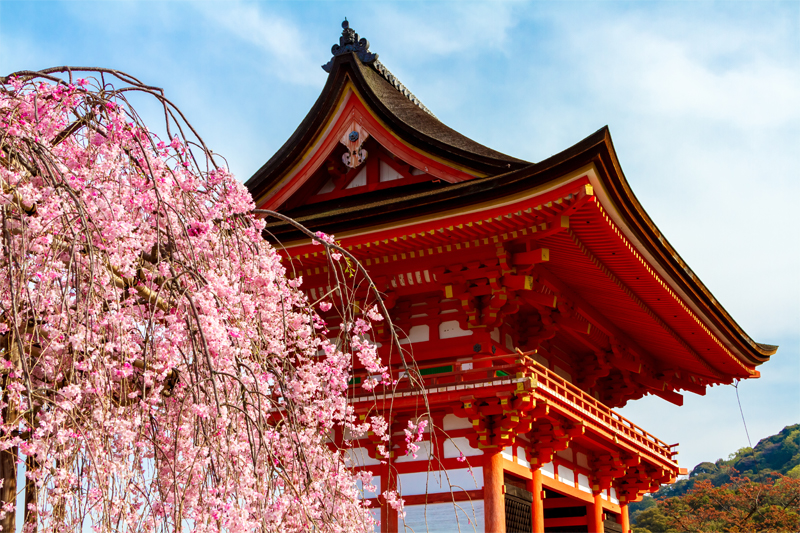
[580,196,755,378]
[567,228,731,382]
[282,180,594,268]
[285,176,751,404]
[533,267,694,406]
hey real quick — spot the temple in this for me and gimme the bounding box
[245,21,776,533]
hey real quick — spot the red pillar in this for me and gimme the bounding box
[531,469,544,533]
[483,447,506,533]
[588,492,604,533]
[620,504,630,533]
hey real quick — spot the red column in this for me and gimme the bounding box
[588,492,604,533]
[531,469,544,533]
[620,504,630,533]
[483,447,506,533]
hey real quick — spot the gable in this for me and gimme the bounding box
[283,134,447,209]
[256,82,490,211]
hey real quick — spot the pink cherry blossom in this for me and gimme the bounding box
[0,68,407,533]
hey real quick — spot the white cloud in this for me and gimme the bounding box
[368,2,519,59]
[192,1,323,86]
[568,18,800,130]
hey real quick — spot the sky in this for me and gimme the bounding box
[1,0,798,473]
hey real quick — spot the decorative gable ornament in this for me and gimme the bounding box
[340,119,369,168]
[322,19,378,73]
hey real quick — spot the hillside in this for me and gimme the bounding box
[630,424,800,522]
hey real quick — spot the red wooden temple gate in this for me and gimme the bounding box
[245,21,776,533]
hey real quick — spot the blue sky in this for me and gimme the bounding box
[1,1,798,471]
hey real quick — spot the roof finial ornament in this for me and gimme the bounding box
[322,19,378,72]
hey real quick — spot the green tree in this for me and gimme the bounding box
[661,474,800,532]
[632,506,677,533]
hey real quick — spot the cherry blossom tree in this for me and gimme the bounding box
[0,68,414,532]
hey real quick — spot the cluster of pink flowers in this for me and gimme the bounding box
[0,73,393,532]
[403,420,428,460]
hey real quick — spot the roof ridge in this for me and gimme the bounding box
[371,59,438,119]
[322,19,438,120]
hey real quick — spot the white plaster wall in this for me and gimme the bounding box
[398,468,483,495]
[504,333,514,351]
[346,447,382,467]
[395,441,433,463]
[557,464,574,485]
[501,446,514,462]
[443,414,473,431]
[576,451,589,469]
[440,320,472,339]
[401,501,485,533]
[380,160,403,182]
[443,437,481,459]
[346,166,368,188]
[399,324,430,345]
[516,447,531,468]
[578,473,592,494]
[556,448,574,463]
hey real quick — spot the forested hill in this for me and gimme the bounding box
[631,424,799,511]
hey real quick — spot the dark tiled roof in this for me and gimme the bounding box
[371,60,437,118]
[355,58,526,165]
[246,52,526,206]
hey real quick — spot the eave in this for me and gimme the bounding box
[261,127,774,374]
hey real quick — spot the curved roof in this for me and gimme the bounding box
[246,51,527,208]
[245,28,776,380]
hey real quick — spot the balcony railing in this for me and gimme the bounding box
[348,352,678,466]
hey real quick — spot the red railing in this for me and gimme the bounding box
[348,353,678,465]
[520,355,677,464]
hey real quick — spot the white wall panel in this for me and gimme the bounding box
[395,441,433,463]
[398,468,483,496]
[516,447,531,468]
[401,501,485,533]
[346,447,381,467]
[440,320,472,339]
[380,160,404,182]
[501,446,514,462]
[399,324,430,345]
[443,414,473,431]
[557,464,574,485]
[443,437,481,459]
[578,473,592,494]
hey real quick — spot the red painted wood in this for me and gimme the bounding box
[620,504,630,533]
[400,489,483,506]
[545,516,590,528]
[590,492,605,533]
[261,94,477,210]
[483,448,505,533]
[532,469,545,533]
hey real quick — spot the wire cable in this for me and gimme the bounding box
[733,379,753,449]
